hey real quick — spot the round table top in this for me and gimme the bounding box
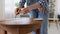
[0,18,43,25]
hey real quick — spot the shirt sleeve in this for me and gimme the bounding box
[38,0,48,9]
[19,0,26,8]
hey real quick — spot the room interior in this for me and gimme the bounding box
[0,0,60,34]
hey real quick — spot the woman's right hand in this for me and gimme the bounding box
[14,8,21,15]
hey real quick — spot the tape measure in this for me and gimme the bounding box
[16,8,21,15]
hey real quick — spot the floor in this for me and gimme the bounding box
[48,23,60,34]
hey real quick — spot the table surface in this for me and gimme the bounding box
[0,18,58,25]
[0,18,43,25]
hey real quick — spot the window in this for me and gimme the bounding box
[5,0,20,18]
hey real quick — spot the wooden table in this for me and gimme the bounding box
[0,18,43,34]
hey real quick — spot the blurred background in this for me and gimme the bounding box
[0,0,60,34]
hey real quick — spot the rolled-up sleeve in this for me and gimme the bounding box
[38,0,48,9]
[19,0,26,8]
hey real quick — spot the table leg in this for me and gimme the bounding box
[5,31,7,34]
[36,29,40,34]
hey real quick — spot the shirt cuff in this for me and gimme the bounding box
[38,1,45,7]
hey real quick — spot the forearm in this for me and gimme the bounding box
[27,3,42,10]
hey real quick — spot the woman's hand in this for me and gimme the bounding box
[21,7,30,14]
[14,8,22,15]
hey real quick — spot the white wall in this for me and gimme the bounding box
[5,0,16,18]
[56,0,60,15]
[54,0,60,18]
[0,0,5,19]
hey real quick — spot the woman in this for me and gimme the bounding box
[15,0,49,34]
